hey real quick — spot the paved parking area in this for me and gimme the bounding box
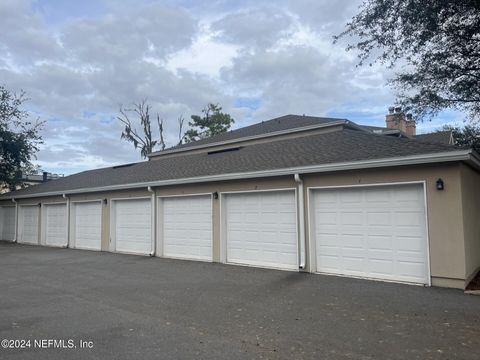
[0,242,479,359]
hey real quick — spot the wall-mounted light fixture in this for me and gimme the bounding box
[103,198,108,205]
[38,203,42,207]
[213,192,219,200]
[436,178,445,191]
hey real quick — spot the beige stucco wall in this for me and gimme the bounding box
[0,162,472,289]
[302,163,466,288]
[459,163,480,284]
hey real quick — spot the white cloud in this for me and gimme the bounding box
[0,0,458,175]
[166,24,239,78]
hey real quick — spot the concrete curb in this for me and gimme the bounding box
[464,290,480,296]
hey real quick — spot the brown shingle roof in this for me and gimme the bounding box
[2,128,457,198]
[150,114,344,155]
[415,131,453,145]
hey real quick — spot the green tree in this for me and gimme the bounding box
[0,85,44,191]
[183,103,234,143]
[335,0,480,121]
[442,124,480,152]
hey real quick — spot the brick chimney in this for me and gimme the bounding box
[385,107,416,136]
[405,113,416,136]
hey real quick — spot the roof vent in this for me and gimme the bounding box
[112,163,135,169]
[207,147,242,155]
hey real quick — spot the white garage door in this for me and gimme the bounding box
[162,195,212,261]
[44,204,67,247]
[0,206,16,241]
[18,205,39,244]
[73,202,102,250]
[114,198,151,255]
[224,191,298,270]
[311,184,429,284]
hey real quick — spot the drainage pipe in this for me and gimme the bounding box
[62,194,70,248]
[147,186,156,256]
[294,174,306,270]
[11,198,18,243]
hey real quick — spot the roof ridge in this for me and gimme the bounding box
[153,114,345,155]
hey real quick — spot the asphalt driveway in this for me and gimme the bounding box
[0,242,479,360]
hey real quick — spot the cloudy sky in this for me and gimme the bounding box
[1,0,462,175]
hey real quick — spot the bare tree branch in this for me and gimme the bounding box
[157,114,166,151]
[177,115,185,146]
[118,99,190,157]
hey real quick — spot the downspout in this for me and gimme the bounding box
[62,194,70,248]
[147,186,156,256]
[12,198,18,243]
[294,174,306,270]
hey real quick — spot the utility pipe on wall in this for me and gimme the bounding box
[11,198,18,243]
[62,194,70,248]
[294,174,306,270]
[147,186,156,256]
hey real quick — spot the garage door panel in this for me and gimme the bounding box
[396,212,424,227]
[342,234,363,247]
[367,236,393,250]
[115,199,151,255]
[343,256,364,270]
[398,236,425,252]
[313,184,428,284]
[0,207,16,241]
[74,202,102,250]
[277,232,298,245]
[45,204,67,247]
[317,233,339,247]
[225,191,298,270]
[316,194,337,207]
[340,191,362,203]
[318,254,340,269]
[317,211,337,225]
[397,261,425,277]
[367,212,391,226]
[162,195,212,261]
[341,212,363,225]
[369,258,393,274]
[366,190,391,202]
[18,206,39,244]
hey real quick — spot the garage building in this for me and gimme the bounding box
[1,111,479,290]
